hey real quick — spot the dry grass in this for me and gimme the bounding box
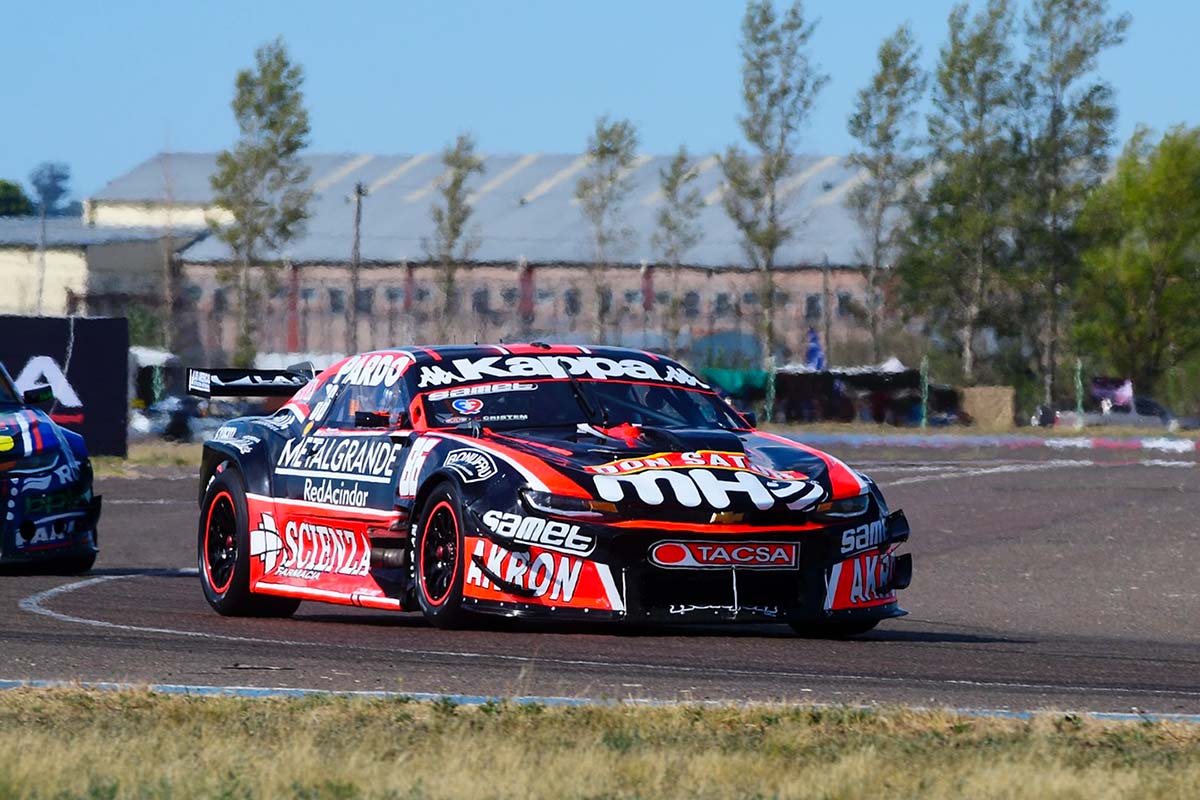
[0,689,1196,799]
[92,441,202,476]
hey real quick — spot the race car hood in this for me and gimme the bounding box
[478,424,865,513]
[0,407,70,470]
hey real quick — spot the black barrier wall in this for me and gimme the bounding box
[0,316,129,456]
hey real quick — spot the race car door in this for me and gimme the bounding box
[281,379,410,518]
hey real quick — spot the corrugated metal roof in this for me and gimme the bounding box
[92,152,869,269]
[0,217,192,248]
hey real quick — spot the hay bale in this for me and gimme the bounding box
[961,386,1015,430]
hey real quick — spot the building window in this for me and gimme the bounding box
[683,291,700,319]
[837,291,854,318]
[742,290,758,306]
[624,289,640,304]
[385,286,404,304]
[182,285,202,309]
[301,287,316,303]
[714,292,732,317]
[655,291,669,306]
[564,288,581,317]
[355,287,374,314]
[501,287,518,305]
[415,287,430,303]
[599,288,612,316]
[773,289,790,307]
[804,294,822,321]
[472,287,491,314]
[329,288,346,314]
[537,288,554,304]
[212,287,227,314]
[271,284,288,300]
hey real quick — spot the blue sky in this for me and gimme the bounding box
[3,0,1191,200]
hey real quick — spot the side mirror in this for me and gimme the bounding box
[22,384,53,405]
[741,411,758,428]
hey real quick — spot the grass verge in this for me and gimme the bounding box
[0,689,1196,799]
[92,441,202,477]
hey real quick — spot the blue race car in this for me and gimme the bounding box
[0,363,100,573]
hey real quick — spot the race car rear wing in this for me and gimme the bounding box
[187,363,316,399]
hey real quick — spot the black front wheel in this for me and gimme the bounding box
[198,465,299,618]
[54,552,97,575]
[413,482,469,629]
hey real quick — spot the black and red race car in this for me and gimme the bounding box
[189,344,911,635]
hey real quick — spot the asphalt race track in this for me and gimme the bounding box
[3,449,1198,715]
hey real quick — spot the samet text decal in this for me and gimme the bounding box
[585,450,806,481]
[416,355,706,388]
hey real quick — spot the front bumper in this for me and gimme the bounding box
[0,491,101,564]
[463,506,912,624]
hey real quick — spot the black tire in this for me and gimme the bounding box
[413,482,468,629]
[54,553,96,575]
[198,466,299,618]
[789,619,879,639]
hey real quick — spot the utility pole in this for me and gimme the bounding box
[35,201,47,315]
[822,254,833,366]
[348,181,367,354]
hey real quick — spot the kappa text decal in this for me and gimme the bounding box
[416,355,706,389]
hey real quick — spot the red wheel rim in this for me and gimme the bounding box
[419,500,459,607]
[203,491,237,594]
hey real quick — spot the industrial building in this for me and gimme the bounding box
[5,151,880,365]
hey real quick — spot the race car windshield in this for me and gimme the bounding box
[421,380,746,431]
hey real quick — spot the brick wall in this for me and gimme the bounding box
[171,260,873,366]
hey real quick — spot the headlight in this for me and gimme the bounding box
[520,489,619,520]
[810,493,870,520]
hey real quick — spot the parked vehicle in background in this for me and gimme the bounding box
[1036,397,1200,431]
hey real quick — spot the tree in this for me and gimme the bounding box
[1074,127,1200,396]
[0,180,33,216]
[1014,0,1129,404]
[424,133,485,342]
[720,0,828,369]
[898,0,1017,384]
[209,37,312,367]
[846,23,927,364]
[651,146,704,355]
[30,162,70,215]
[575,115,639,343]
[30,162,71,314]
